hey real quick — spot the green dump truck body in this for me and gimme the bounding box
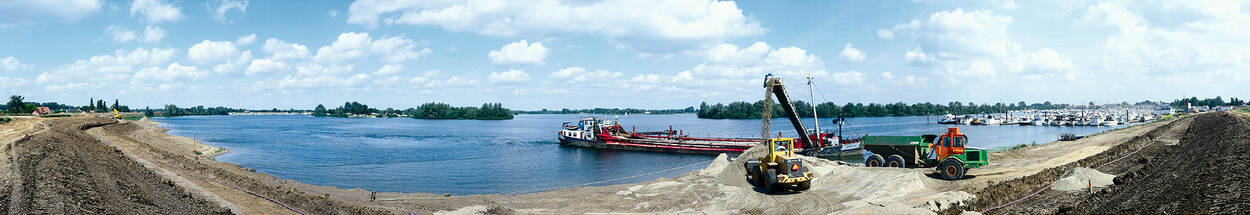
[861,135,989,169]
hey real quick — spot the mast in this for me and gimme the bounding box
[807,74,820,140]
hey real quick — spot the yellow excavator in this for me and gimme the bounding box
[113,109,122,120]
[743,74,815,193]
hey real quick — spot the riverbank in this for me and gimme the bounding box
[0,112,1214,214]
[144,111,1183,214]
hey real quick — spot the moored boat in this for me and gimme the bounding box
[558,117,758,154]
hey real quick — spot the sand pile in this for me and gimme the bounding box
[1050,167,1115,192]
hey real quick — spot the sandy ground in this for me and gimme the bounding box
[0,113,1187,214]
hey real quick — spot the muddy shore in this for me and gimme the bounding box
[0,112,1234,214]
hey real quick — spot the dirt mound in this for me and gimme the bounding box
[1050,168,1114,192]
[957,116,1190,214]
[1068,112,1250,213]
[0,117,230,214]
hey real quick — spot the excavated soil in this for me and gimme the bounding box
[955,114,1194,214]
[1067,112,1250,213]
[960,112,1250,214]
[0,117,230,214]
[98,121,389,215]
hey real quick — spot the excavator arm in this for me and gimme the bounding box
[762,74,820,151]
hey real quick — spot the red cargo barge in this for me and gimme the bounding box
[558,117,758,154]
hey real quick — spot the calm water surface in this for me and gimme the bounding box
[153,114,1125,195]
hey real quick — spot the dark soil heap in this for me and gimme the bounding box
[1070,112,1250,213]
[0,117,230,214]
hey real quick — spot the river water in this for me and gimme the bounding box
[153,114,1125,195]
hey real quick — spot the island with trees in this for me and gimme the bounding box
[312,101,514,120]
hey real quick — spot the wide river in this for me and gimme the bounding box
[153,114,1126,195]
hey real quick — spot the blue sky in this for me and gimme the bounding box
[1,0,1248,110]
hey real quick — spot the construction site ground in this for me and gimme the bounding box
[0,112,1240,214]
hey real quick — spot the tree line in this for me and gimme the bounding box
[1170,96,1246,108]
[517,107,696,115]
[313,101,514,120]
[697,100,1072,119]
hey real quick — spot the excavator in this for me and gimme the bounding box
[743,74,817,193]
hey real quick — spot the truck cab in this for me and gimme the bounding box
[861,127,989,180]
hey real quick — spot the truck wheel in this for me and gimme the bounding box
[745,163,757,186]
[886,155,906,168]
[865,154,885,167]
[938,158,965,180]
[795,180,811,191]
[765,169,778,193]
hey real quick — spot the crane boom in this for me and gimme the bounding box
[762,74,819,151]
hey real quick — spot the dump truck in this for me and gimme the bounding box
[861,127,989,180]
[744,138,813,193]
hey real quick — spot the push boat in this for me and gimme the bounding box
[558,117,758,154]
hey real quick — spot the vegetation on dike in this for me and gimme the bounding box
[312,101,514,120]
[697,100,1070,119]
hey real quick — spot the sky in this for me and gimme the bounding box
[1,0,1248,110]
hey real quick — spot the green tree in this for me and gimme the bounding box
[313,104,328,116]
[111,99,120,111]
[7,95,25,114]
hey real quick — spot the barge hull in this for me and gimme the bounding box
[559,136,751,155]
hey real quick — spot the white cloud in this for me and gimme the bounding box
[0,0,102,27]
[313,32,432,63]
[876,28,894,39]
[489,40,549,64]
[141,25,166,42]
[346,0,764,50]
[904,48,933,65]
[107,25,165,43]
[133,62,203,82]
[884,9,1014,57]
[705,42,770,63]
[106,26,137,42]
[263,64,371,89]
[245,58,287,76]
[37,48,177,92]
[831,71,864,85]
[550,67,623,81]
[236,33,257,45]
[375,64,402,75]
[690,41,826,79]
[262,38,310,60]
[188,40,240,64]
[488,69,531,83]
[838,43,866,62]
[1013,48,1074,75]
[328,10,338,18]
[131,0,184,23]
[1074,1,1250,79]
[881,72,894,79]
[213,0,249,23]
[1,57,31,71]
[995,0,1019,10]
